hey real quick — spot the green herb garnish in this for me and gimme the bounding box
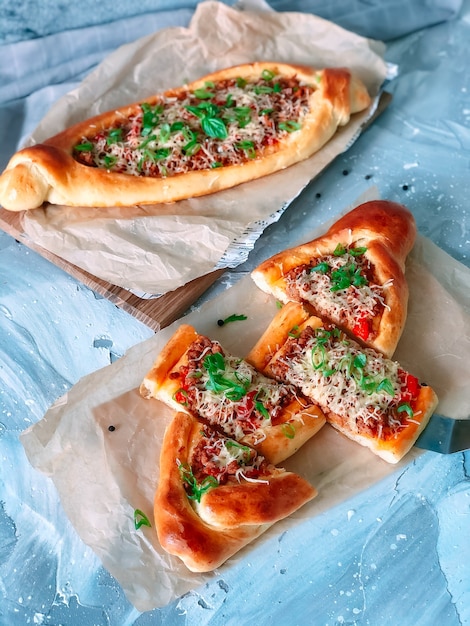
[310,261,329,274]
[350,246,367,257]
[333,243,347,256]
[106,128,123,144]
[223,106,252,128]
[170,121,185,132]
[134,509,151,530]
[203,353,249,401]
[278,121,301,132]
[330,263,368,291]
[103,155,117,168]
[254,391,270,419]
[193,88,213,100]
[178,463,218,502]
[225,440,252,462]
[377,378,395,396]
[235,140,256,159]
[201,116,227,139]
[253,85,275,94]
[141,103,163,136]
[74,142,93,152]
[397,402,414,417]
[182,139,201,155]
[218,314,248,326]
[261,69,276,81]
[282,423,296,439]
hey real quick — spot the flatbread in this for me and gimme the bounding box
[154,412,316,572]
[0,63,370,211]
[246,302,439,464]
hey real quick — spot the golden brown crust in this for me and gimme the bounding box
[324,385,438,464]
[140,323,326,464]
[251,200,417,358]
[139,324,199,401]
[0,62,371,211]
[154,412,316,572]
[246,302,438,464]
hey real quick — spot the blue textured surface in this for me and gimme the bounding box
[0,0,462,43]
[1,1,469,625]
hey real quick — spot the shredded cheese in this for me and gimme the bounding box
[74,73,315,177]
[270,327,414,437]
[285,249,391,329]
[187,352,291,441]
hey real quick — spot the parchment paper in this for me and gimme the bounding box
[20,0,389,296]
[21,208,470,611]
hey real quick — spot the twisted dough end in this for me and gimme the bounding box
[0,158,50,211]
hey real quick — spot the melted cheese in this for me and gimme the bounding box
[188,353,290,441]
[74,74,314,177]
[286,251,391,327]
[273,330,408,433]
[199,430,269,485]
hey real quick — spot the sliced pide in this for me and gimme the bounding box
[154,412,316,572]
[0,62,370,211]
[251,200,417,358]
[247,302,438,464]
[140,324,326,465]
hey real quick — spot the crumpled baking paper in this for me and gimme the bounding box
[20,0,389,296]
[20,202,470,611]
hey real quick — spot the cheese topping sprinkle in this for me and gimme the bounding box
[180,426,270,502]
[270,325,418,439]
[73,71,316,178]
[285,245,391,333]
[174,336,296,442]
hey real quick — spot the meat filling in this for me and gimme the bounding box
[170,335,297,441]
[269,325,420,440]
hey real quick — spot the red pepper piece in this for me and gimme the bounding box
[174,389,188,405]
[405,373,420,399]
[398,370,420,404]
[236,390,256,418]
[353,317,371,341]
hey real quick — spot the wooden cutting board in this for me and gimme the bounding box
[0,92,392,332]
[0,207,224,331]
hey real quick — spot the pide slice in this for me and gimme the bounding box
[140,324,326,465]
[251,200,417,358]
[154,412,316,572]
[246,302,438,464]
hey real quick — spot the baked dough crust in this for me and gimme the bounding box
[0,62,371,211]
[251,200,417,358]
[154,412,316,572]
[247,302,438,464]
[140,324,326,465]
